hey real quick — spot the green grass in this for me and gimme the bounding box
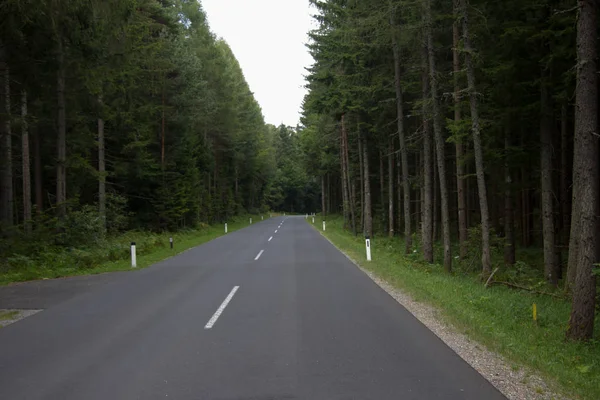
[0,214,272,286]
[0,310,19,321]
[315,216,600,400]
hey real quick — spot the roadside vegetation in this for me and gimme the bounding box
[0,2,319,285]
[0,214,270,285]
[317,216,600,400]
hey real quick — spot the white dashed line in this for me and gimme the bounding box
[268,236,273,242]
[204,286,239,329]
[255,250,264,260]
[275,230,278,233]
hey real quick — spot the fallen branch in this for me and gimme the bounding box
[488,281,565,299]
[484,267,499,287]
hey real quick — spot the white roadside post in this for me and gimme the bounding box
[131,242,137,268]
[225,223,228,233]
[365,236,372,261]
[250,218,252,224]
[312,216,315,224]
[169,237,173,249]
[261,215,264,220]
[305,213,308,219]
[323,220,326,231]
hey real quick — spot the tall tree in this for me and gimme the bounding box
[425,0,452,272]
[0,44,12,229]
[566,0,598,341]
[21,90,31,234]
[391,8,411,252]
[453,0,467,260]
[459,0,491,274]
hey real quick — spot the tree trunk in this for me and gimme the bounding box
[421,35,434,264]
[379,150,385,233]
[388,137,394,237]
[560,103,571,248]
[56,40,67,218]
[21,90,31,234]
[425,0,451,271]
[540,76,559,285]
[340,115,350,230]
[392,23,412,252]
[460,0,490,274]
[98,95,106,233]
[321,175,326,217]
[161,86,166,171]
[567,0,598,341]
[346,119,356,235]
[359,130,365,234]
[397,149,402,235]
[34,126,42,215]
[453,0,468,260]
[362,129,372,238]
[0,46,13,229]
[504,132,516,265]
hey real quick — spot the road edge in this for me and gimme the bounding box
[312,225,571,400]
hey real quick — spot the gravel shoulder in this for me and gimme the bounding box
[0,309,41,328]
[321,233,571,400]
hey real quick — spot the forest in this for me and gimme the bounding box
[0,2,318,281]
[0,0,598,345]
[300,0,598,342]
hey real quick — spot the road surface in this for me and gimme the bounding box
[0,216,506,399]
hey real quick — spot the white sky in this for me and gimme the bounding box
[201,0,314,127]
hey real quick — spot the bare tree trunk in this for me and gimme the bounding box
[56,40,67,218]
[433,155,438,241]
[504,132,515,265]
[380,149,386,234]
[98,95,106,233]
[321,175,326,218]
[34,127,42,215]
[161,86,166,171]
[21,90,31,234]
[359,131,365,234]
[425,0,451,271]
[397,150,402,235]
[560,104,571,249]
[540,76,559,285]
[421,35,434,264]
[459,0,490,274]
[345,118,356,235]
[567,0,598,341]
[388,137,394,237]
[453,0,468,260]
[340,119,348,227]
[0,46,13,229]
[340,115,350,230]
[362,129,373,238]
[392,24,412,252]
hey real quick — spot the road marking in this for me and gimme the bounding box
[255,250,264,260]
[268,236,273,242]
[275,230,278,233]
[204,286,239,329]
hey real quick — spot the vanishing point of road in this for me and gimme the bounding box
[0,216,506,400]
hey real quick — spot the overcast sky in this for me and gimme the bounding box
[201,0,314,127]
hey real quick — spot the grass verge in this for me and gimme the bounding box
[315,216,599,400]
[0,214,272,286]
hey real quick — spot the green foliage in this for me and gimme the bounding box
[0,0,288,258]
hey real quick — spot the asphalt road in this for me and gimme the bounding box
[0,217,506,400]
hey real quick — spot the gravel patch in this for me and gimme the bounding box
[322,234,570,400]
[0,309,41,328]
